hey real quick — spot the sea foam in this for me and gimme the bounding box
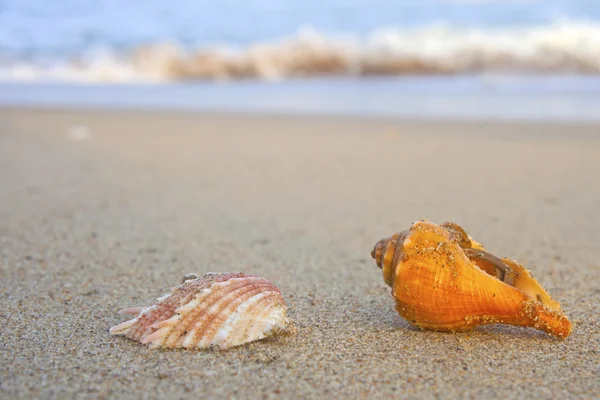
[1,22,599,83]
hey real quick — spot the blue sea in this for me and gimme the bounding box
[1,0,599,121]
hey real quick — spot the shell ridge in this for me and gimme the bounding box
[127,291,194,341]
[138,291,209,345]
[245,296,287,338]
[219,291,284,348]
[141,326,172,346]
[174,290,208,315]
[165,278,262,348]
[189,282,277,349]
[109,317,139,335]
[172,280,274,348]
[202,291,273,349]
[118,307,144,315]
[236,299,278,347]
[125,277,242,344]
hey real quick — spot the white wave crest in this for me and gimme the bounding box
[1,21,599,83]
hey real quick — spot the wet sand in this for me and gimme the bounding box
[1,108,599,399]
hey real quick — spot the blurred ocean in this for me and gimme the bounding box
[1,0,599,120]
[1,0,599,82]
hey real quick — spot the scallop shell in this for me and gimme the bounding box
[110,272,292,350]
[371,220,572,339]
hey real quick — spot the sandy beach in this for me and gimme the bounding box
[1,107,599,399]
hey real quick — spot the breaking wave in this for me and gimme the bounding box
[2,22,600,83]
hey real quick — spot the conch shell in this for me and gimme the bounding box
[110,272,292,350]
[371,221,572,339]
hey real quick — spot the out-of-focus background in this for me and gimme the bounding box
[1,0,599,120]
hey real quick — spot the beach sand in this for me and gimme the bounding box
[1,108,599,399]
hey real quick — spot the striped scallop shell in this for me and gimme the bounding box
[109,272,291,350]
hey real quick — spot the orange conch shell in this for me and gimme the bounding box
[371,221,572,339]
[110,272,292,350]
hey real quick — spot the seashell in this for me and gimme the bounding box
[371,220,572,339]
[439,221,561,310]
[110,272,292,350]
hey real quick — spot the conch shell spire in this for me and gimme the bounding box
[371,221,572,339]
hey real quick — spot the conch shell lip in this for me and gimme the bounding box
[462,247,515,285]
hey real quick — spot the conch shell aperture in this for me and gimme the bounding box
[371,221,572,339]
[110,272,292,350]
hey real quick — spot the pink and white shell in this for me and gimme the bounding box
[109,272,291,350]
